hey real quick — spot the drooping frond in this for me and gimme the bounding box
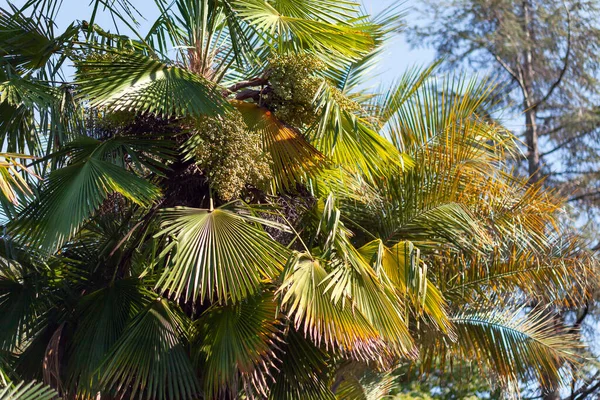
[442,237,595,307]
[278,252,382,358]
[358,239,451,334]
[0,5,77,70]
[156,206,290,304]
[235,101,325,191]
[313,196,416,358]
[13,157,160,253]
[0,154,37,205]
[310,83,412,178]
[423,307,582,392]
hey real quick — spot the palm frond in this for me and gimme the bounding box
[156,206,290,304]
[268,329,336,400]
[13,157,160,253]
[0,381,58,400]
[424,307,582,392]
[231,0,373,59]
[0,5,77,70]
[0,154,37,205]
[76,52,229,118]
[313,196,416,358]
[374,61,440,128]
[358,239,451,334]
[193,291,281,398]
[327,3,406,93]
[334,366,396,400]
[100,298,200,400]
[235,101,325,191]
[278,252,382,358]
[65,279,152,397]
[310,84,412,177]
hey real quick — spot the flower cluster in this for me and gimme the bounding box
[189,111,272,200]
[263,54,326,128]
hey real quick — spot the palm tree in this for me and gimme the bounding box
[0,1,596,399]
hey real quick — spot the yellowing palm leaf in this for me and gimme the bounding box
[278,253,382,358]
[235,101,325,191]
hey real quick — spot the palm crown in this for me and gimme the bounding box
[0,0,596,399]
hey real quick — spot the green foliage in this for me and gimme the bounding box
[0,1,596,400]
[156,207,289,304]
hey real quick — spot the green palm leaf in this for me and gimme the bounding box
[66,279,152,397]
[231,0,373,59]
[310,84,412,177]
[100,298,200,400]
[268,329,336,400]
[193,292,281,398]
[437,307,582,391]
[0,5,77,70]
[14,157,160,253]
[156,206,290,304]
[0,263,47,351]
[0,381,58,400]
[76,52,228,118]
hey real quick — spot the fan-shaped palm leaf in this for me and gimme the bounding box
[100,298,200,400]
[193,291,281,398]
[156,206,290,304]
[231,0,373,59]
[76,52,228,118]
[14,157,160,253]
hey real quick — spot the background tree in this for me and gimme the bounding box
[410,1,600,398]
[0,0,596,399]
[410,0,600,196]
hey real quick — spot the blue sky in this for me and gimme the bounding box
[2,0,436,87]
